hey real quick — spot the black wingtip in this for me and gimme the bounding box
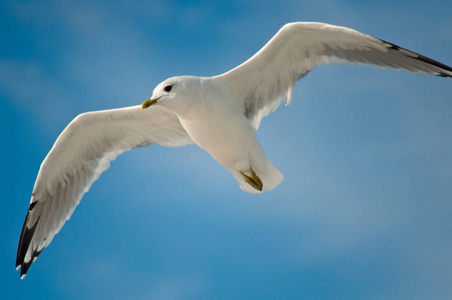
[18,247,43,279]
[16,205,41,279]
[378,38,452,78]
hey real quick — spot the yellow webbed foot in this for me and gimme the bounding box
[240,167,263,191]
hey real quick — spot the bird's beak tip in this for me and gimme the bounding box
[142,98,158,109]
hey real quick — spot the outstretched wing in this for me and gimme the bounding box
[16,105,193,278]
[217,22,452,129]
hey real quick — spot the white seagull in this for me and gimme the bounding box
[17,22,452,278]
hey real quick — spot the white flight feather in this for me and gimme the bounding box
[19,105,192,267]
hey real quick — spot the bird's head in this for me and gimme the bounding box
[142,76,201,114]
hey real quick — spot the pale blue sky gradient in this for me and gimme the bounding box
[1,0,452,299]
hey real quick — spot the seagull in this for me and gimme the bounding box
[16,22,452,278]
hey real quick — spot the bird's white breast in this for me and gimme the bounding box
[177,86,257,169]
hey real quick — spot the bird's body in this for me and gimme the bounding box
[167,76,282,193]
[16,22,452,278]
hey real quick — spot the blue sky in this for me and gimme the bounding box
[1,0,452,299]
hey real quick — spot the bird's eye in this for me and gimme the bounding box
[164,84,172,92]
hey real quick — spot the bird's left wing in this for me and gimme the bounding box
[216,22,452,129]
[16,105,193,278]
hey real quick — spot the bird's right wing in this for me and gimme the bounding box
[217,22,452,129]
[16,105,193,278]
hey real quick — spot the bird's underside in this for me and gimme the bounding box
[16,22,452,279]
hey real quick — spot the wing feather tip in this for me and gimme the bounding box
[437,73,451,78]
[378,38,452,77]
[16,212,42,278]
[19,259,33,279]
[17,248,43,279]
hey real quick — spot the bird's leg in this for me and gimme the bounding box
[240,167,263,191]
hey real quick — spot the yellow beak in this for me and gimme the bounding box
[142,97,160,109]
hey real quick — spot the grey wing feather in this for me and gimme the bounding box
[217,22,452,129]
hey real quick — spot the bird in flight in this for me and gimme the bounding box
[16,22,452,278]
